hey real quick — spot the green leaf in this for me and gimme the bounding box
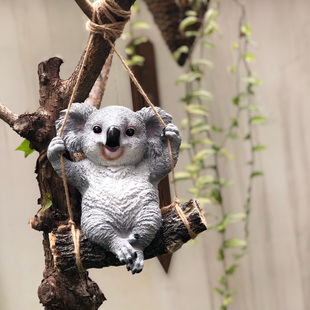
[201,40,215,49]
[244,104,259,111]
[211,125,223,132]
[185,10,198,17]
[125,45,135,55]
[217,247,224,260]
[244,133,251,140]
[174,171,192,181]
[196,175,215,187]
[216,213,246,232]
[185,104,209,116]
[240,22,252,36]
[249,116,266,124]
[193,149,215,162]
[228,64,237,74]
[223,297,233,306]
[230,117,239,127]
[232,93,245,105]
[172,45,189,61]
[224,238,247,248]
[210,188,222,204]
[225,264,239,275]
[131,21,150,30]
[252,145,266,152]
[203,20,219,36]
[190,124,210,134]
[228,132,239,139]
[181,90,213,102]
[41,193,52,213]
[231,41,239,50]
[185,30,199,38]
[214,287,225,296]
[191,59,213,69]
[243,52,256,62]
[179,142,193,151]
[218,276,227,286]
[242,76,262,86]
[15,139,35,158]
[251,171,264,178]
[179,16,198,33]
[132,36,148,46]
[127,55,145,66]
[176,72,202,84]
[185,163,200,174]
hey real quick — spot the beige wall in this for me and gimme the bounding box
[1,0,310,309]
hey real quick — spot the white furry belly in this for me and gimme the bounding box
[81,177,158,232]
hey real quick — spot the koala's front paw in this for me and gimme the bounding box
[47,136,66,161]
[163,123,181,145]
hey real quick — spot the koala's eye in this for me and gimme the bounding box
[126,128,135,136]
[93,126,102,134]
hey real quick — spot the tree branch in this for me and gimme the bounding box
[0,102,19,128]
[85,52,114,109]
[75,0,94,20]
[64,0,135,104]
[49,200,207,272]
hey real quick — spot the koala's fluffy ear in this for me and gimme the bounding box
[55,102,96,153]
[137,106,172,140]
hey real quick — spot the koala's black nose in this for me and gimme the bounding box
[106,126,120,147]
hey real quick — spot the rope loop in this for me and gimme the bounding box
[87,0,130,40]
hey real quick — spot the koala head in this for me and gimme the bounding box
[56,103,172,166]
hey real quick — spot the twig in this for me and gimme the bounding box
[85,52,114,108]
[0,102,18,128]
[75,0,94,20]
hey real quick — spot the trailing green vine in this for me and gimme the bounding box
[174,0,265,309]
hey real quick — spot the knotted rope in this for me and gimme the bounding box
[57,0,196,272]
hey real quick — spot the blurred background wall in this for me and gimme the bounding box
[0,0,309,309]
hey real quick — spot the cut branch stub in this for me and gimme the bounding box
[49,200,207,272]
[143,0,209,66]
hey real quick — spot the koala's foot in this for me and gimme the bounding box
[126,250,144,274]
[114,242,136,265]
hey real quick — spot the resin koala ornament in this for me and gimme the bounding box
[47,102,181,274]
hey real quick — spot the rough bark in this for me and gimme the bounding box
[49,200,207,272]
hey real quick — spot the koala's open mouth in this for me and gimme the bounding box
[105,146,119,153]
[100,145,124,161]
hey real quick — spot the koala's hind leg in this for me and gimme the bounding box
[81,215,138,268]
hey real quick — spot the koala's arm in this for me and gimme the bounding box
[47,137,88,192]
[149,123,181,183]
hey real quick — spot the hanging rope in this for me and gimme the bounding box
[57,0,196,272]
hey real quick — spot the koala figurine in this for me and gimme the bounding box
[47,102,181,274]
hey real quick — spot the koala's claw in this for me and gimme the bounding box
[115,242,136,266]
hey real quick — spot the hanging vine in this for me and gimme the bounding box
[173,0,265,309]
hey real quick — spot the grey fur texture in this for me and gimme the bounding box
[47,103,181,274]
